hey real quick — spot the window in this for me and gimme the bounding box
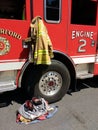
[71,0,97,25]
[0,0,25,20]
[44,0,61,23]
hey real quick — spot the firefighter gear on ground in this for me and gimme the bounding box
[16,97,58,124]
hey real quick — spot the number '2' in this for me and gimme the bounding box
[78,39,86,52]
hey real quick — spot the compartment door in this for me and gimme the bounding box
[68,0,98,64]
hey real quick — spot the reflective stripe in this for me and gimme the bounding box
[71,55,95,64]
[0,61,25,71]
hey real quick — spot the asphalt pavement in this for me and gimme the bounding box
[0,77,98,130]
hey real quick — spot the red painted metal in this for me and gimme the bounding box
[0,0,98,75]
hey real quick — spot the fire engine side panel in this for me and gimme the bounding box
[94,1,98,75]
[68,0,98,66]
[67,0,98,78]
[33,0,69,54]
[0,0,31,71]
[0,20,29,59]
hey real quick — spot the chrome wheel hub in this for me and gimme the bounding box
[39,71,62,96]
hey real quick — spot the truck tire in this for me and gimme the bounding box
[25,60,71,103]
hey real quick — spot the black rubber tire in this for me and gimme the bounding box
[25,60,71,103]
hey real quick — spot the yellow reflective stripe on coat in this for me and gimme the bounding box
[34,50,52,65]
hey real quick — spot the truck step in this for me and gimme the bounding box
[77,73,94,79]
[0,81,16,93]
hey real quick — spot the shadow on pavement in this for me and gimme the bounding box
[77,76,98,91]
[0,88,28,107]
[67,76,98,96]
[0,76,98,108]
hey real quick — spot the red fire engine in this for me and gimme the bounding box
[0,0,98,103]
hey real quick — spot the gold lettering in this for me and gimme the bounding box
[0,28,22,40]
[0,29,5,34]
